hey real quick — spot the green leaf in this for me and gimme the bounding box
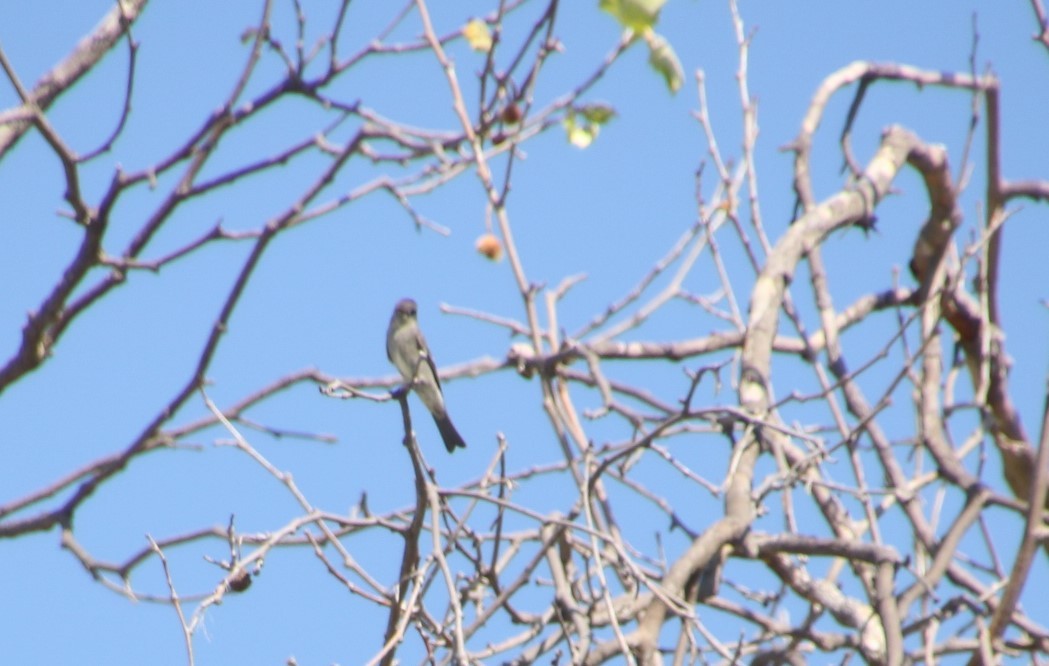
[563,104,617,149]
[599,0,667,32]
[645,31,684,94]
[579,103,617,125]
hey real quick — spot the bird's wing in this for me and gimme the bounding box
[416,329,442,391]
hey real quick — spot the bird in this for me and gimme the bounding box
[386,298,467,453]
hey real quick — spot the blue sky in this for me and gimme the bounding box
[2,1,1048,663]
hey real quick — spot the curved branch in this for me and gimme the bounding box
[0,0,149,158]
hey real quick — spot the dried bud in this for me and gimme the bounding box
[501,103,522,125]
[228,570,252,593]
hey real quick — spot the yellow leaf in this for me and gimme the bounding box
[462,19,492,52]
[567,124,596,149]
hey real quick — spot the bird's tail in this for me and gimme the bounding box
[434,414,467,453]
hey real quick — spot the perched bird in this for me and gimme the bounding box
[386,298,467,453]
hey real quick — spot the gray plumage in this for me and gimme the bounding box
[386,298,466,453]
